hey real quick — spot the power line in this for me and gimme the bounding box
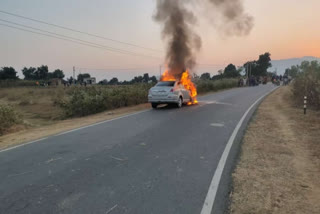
[0,10,162,53]
[0,22,161,60]
[75,66,158,71]
[0,18,161,59]
[76,64,226,71]
[197,64,226,67]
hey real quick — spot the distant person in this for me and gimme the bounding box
[238,78,244,87]
[283,74,289,85]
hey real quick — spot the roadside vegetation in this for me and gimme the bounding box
[56,84,153,117]
[230,61,320,213]
[0,104,22,135]
[230,87,320,214]
[196,78,238,94]
[288,60,320,110]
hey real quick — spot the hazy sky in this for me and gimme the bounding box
[1,0,319,80]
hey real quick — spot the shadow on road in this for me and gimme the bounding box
[154,103,198,110]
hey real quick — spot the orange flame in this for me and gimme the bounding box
[161,69,198,105]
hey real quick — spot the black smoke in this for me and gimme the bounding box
[154,0,253,78]
[207,0,254,36]
[154,0,201,79]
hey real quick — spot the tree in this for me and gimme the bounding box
[224,64,240,78]
[77,73,91,83]
[98,79,108,85]
[109,77,119,85]
[149,76,158,83]
[237,66,244,75]
[52,69,65,79]
[285,65,300,78]
[200,72,211,80]
[132,76,143,83]
[256,52,272,76]
[0,67,18,80]
[243,52,272,77]
[36,65,49,80]
[22,67,37,80]
[143,73,150,83]
[67,76,74,84]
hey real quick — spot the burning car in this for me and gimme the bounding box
[148,70,198,109]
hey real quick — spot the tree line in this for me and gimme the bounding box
[199,52,272,81]
[96,73,158,85]
[0,65,65,80]
[0,66,158,85]
[1,52,271,84]
[65,72,158,85]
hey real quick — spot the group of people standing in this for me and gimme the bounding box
[238,76,267,87]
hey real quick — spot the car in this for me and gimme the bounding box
[148,81,193,109]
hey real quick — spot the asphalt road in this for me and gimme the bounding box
[0,84,276,214]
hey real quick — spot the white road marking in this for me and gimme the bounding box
[210,123,225,127]
[200,100,233,106]
[213,101,233,106]
[106,204,118,214]
[8,170,34,178]
[0,137,48,153]
[0,109,150,153]
[200,87,278,214]
[110,156,127,162]
[45,157,63,164]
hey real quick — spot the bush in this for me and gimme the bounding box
[292,61,320,110]
[57,80,239,118]
[0,80,37,88]
[57,84,152,117]
[196,79,238,94]
[0,104,22,135]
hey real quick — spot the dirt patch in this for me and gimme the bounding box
[230,87,320,214]
[0,103,150,150]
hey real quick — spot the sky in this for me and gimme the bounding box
[1,0,320,81]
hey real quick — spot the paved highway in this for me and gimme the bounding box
[0,84,276,214]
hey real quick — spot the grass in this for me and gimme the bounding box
[196,78,238,94]
[0,80,37,88]
[56,84,152,117]
[230,87,320,214]
[0,104,22,135]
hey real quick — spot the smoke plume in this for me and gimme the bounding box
[207,0,254,36]
[154,0,201,79]
[154,0,253,78]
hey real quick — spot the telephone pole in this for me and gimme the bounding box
[73,66,75,80]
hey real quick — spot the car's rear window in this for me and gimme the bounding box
[156,81,175,87]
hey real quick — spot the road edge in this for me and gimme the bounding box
[0,109,151,153]
[200,86,279,214]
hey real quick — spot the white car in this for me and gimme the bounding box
[148,81,192,109]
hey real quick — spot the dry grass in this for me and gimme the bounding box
[230,86,320,214]
[0,87,66,126]
[0,103,150,150]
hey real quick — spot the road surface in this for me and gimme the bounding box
[0,84,276,214]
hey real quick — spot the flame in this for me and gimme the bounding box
[160,70,176,81]
[161,69,198,105]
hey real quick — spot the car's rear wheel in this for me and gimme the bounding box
[177,97,183,108]
[151,103,158,109]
